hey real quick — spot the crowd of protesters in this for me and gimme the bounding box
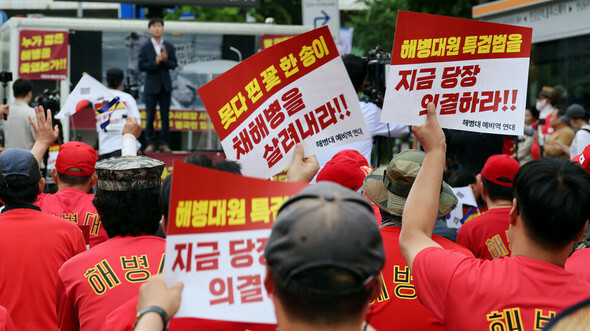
[0,37,589,331]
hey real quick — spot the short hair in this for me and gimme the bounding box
[0,175,39,205]
[93,187,161,238]
[57,171,93,186]
[544,298,590,330]
[446,170,476,187]
[341,54,367,93]
[159,175,172,224]
[184,153,213,168]
[539,86,559,105]
[482,176,513,202]
[527,106,540,121]
[513,158,590,250]
[13,79,33,98]
[106,68,124,89]
[273,267,376,327]
[148,17,164,28]
[214,160,241,174]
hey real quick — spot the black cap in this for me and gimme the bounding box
[560,104,586,123]
[264,182,385,300]
[0,149,41,187]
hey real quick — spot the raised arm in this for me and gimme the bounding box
[399,103,445,269]
[121,116,141,157]
[286,143,319,183]
[29,106,59,166]
[134,275,183,331]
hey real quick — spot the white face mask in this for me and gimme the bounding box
[536,99,547,111]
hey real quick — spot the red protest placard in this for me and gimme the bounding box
[391,11,532,65]
[167,161,308,235]
[198,26,367,179]
[382,11,532,136]
[19,30,68,80]
[198,26,338,142]
[165,161,308,324]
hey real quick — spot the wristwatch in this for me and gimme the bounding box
[133,305,169,331]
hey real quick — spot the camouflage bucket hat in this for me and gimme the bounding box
[363,149,457,218]
[95,156,165,191]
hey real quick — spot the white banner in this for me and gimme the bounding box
[382,58,529,136]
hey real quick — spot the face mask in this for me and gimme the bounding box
[536,99,547,111]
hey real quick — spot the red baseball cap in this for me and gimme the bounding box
[332,149,370,168]
[481,154,520,187]
[55,142,97,176]
[317,155,372,191]
[573,145,590,174]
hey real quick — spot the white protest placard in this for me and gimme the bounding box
[381,11,533,136]
[165,161,309,325]
[198,26,368,179]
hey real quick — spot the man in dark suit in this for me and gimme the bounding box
[138,17,177,153]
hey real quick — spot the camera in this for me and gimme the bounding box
[363,46,391,108]
[0,71,12,85]
[37,89,61,117]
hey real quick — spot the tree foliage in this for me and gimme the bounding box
[164,0,302,24]
[163,0,476,56]
[249,0,302,25]
[347,0,477,55]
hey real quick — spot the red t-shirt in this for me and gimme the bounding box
[102,296,277,331]
[456,207,511,260]
[36,188,109,247]
[369,226,473,331]
[413,247,590,330]
[0,305,15,331]
[56,235,166,331]
[372,204,382,224]
[0,206,86,331]
[565,248,590,282]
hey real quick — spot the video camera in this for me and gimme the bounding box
[363,46,391,108]
[0,71,13,120]
[37,89,61,116]
[0,71,12,85]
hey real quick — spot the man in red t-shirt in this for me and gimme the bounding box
[362,149,473,331]
[0,149,86,331]
[56,155,167,331]
[101,173,277,331]
[34,141,108,247]
[399,103,590,331]
[316,149,382,223]
[29,107,108,247]
[456,154,520,259]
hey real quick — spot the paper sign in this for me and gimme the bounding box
[382,11,532,136]
[18,30,68,80]
[165,161,308,324]
[446,186,477,229]
[198,26,368,179]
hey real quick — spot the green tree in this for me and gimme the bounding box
[164,6,246,22]
[164,1,302,24]
[346,0,477,55]
[250,0,302,25]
